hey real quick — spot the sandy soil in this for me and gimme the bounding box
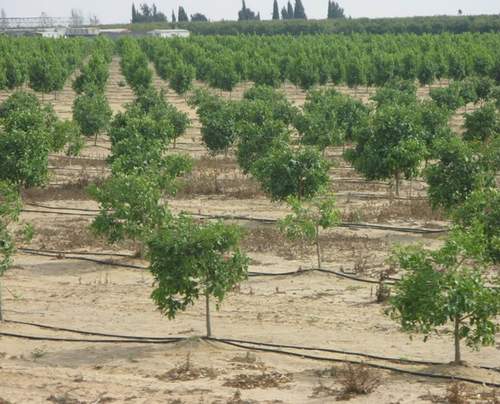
[0,58,498,404]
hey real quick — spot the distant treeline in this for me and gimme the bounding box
[106,15,500,36]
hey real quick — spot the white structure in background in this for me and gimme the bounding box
[147,29,190,38]
[36,28,66,38]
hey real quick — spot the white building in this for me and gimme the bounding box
[36,28,66,38]
[148,29,190,38]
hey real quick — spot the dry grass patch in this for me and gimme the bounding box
[421,382,499,403]
[157,354,221,382]
[223,371,292,390]
[177,171,262,199]
[337,364,380,400]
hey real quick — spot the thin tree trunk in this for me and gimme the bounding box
[454,317,461,365]
[173,137,177,149]
[0,278,3,322]
[205,292,212,338]
[395,171,400,197]
[315,225,321,269]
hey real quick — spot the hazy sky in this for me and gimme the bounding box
[1,0,499,24]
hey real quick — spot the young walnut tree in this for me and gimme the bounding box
[387,189,500,364]
[148,216,249,337]
[279,194,340,269]
[0,182,21,321]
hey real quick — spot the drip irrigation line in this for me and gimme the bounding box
[18,249,146,270]
[25,203,100,213]
[4,320,499,376]
[0,331,181,344]
[19,248,134,259]
[214,339,500,388]
[21,209,96,217]
[16,248,395,284]
[4,320,174,341]
[20,205,447,234]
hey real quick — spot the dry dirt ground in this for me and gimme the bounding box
[0,58,498,404]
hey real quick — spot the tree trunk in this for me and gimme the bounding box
[315,225,321,269]
[0,278,3,322]
[454,316,461,365]
[173,137,177,149]
[205,292,212,338]
[94,132,98,147]
[395,171,401,197]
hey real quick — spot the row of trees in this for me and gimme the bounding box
[131,3,208,24]
[139,33,500,93]
[125,15,500,36]
[0,37,91,97]
[85,40,248,337]
[0,90,89,318]
[72,39,114,146]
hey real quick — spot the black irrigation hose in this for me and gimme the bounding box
[17,248,397,284]
[18,249,146,270]
[25,203,100,213]
[4,320,499,377]
[4,320,175,341]
[213,339,500,388]
[216,339,500,374]
[21,209,96,218]
[20,206,448,234]
[17,249,388,284]
[0,331,181,344]
[19,248,134,259]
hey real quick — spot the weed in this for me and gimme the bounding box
[337,364,380,400]
[31,347,47,361]
[223,371,292,389]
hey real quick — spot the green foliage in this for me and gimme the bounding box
[451,187,500,264]
[429,83,464,111]
[279,194,340,268]
[387,238,500,363]
[0,181,21,276]
[0,91,82,187]
[119,40,153,93]
[235,100,290,174]
[110,89,184,148]
[89,173,171,244]
[29,53,67,94]
[0,127,52,188]
[73,53,110,94]
[463,103,499,143]
[51,120,84,157]
[251,144,330,201]
[148,215,249,332]
[425,137,492,212]
[73,92,112,139]
[169,62,196,95]
[193,92,238,155]
[345,101,427,195]
[371,81,417,108]
[297,89,369,150]
[242,85,298,125]
[207,56,240,92]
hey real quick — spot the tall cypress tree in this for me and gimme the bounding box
[273,0,280,20]
[178,6,189,22]
[171,9,176,23]
[281,6,288,19]
[132,4,137,23]
[287,1,294,19]
[294,0,306,19]
[328,1,345,19]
